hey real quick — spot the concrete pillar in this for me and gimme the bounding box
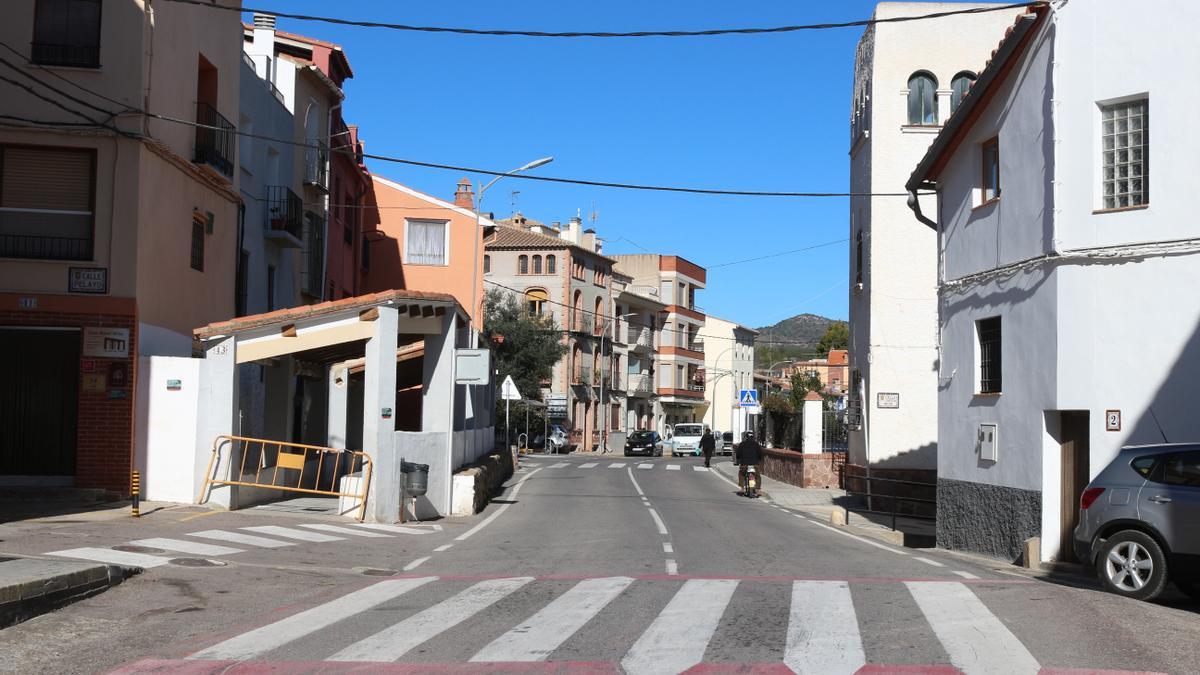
[195,337,238,508]
[802,392,823,454]
[422,312,457,515]
[936,89,953,125]
[327,363,348,449]
[262,358,292,443]
[364,306,399,522]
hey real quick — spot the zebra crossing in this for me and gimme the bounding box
[526,459,711,472]
[43,521,441,569]
[183,575,1046,673]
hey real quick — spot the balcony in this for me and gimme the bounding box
[689,337,705,353]
[628,373,654,395]
[574,364,593,386]
[571,313,595,335]
[626,323,655,351]
[305,140,329,191]
[32,42,100,69]
[194,102,235,178]
[0,233,92,261]
[264,186,303,248]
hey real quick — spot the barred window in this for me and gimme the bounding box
[190,214,205,272]
[33,0,102,68]
[1101,99,1148,209]
[977,317,1001,394]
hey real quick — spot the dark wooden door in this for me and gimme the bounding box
[0,329,80,477]
[1059,411,1091,561]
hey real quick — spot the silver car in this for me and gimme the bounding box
[1073,444,1200,601]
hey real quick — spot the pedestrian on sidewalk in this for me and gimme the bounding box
[699,428,715,468]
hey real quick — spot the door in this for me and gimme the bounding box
[0,328,80,478]
[1152,450,1200,556]
[1059,411,1090,561]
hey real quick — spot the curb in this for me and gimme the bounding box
[0,557,138,628]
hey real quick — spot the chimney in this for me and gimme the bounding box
[567,216,583,245]
[453,178,474,210]
[250,14,277,82]
[583,227,596,252]
[530,224,544,235]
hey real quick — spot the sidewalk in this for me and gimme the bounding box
[710,460,936,547]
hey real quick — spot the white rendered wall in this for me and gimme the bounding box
[136,356,203,503]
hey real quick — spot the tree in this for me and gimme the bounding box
[483,288,567,425]
[816,321,849,356]
[762,392,795,447]
[789,371,823,409]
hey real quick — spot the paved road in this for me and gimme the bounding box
[3,453,1199,673]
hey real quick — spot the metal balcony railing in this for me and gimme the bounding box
[194,102,235,177]
[628,373,654,394]
[305,140,329,191]
[689,337,705,353]
[0,233,92,261]
[265,186,303,245]
[32,42,99,69]
[575,364,593,386]
[571,313,594,335]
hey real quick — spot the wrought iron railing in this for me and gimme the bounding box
[0,233,92,261]
[305,140,329,190]
[628,373,654,394]
[265,186,303,241]
[571,313,594,335]
[194,102,235,177]
[32,42,99,69]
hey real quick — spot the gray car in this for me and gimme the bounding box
[1073,444,1200,601]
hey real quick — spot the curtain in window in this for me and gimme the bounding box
[406,220,446,265]
[907,73,937,125]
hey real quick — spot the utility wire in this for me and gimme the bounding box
[707,239,847,269]
[163,0,1042,39]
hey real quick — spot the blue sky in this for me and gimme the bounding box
[245,1,910,327]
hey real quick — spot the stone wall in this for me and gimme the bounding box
[761,448,844,489]
[937,477,1041,564]
[449,450,516,516]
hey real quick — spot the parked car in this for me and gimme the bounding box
[548,424,573,453]
[720,432,735,455]
[666,423,707,457]
[1073,444,1200,602]
[624,430,663,457]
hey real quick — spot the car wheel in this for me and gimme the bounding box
[1097,530,1169,601]
[1175,578,1200,602]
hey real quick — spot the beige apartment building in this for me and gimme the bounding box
[0,0,243,494]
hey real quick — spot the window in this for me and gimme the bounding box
[266,265,276,312]
[977,316,1001,394]
[518,255,528,274]
[1101,98,1148,210]
[1131,456,1157,479]
[190,213,206,272]
[855,230,864,284]
[1162,452,1200,487]
[0,145,95,260]
[404,219,447,265]
[547,254,556,274]
[482,254,490,274]
[33,0,102,68]
[950,71,976,114]
[526,288,548,315]
[981,137,1000,203]
[532,255,542,274]
[907,72,938,125]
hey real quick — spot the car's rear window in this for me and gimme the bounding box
[722,433,733,441]
[1131,455,1156,478]
[674,425,704,436]
[629,431,655,442]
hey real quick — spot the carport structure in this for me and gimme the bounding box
[193,290,487,522]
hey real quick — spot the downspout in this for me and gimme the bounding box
[324,101,342,300]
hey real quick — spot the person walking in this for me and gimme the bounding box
[699,428,716,468]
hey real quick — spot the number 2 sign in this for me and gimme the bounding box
[1105,410,1121,432]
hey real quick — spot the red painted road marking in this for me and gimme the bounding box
[383,573,1027,585]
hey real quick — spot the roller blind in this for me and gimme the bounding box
[1,146,93,212]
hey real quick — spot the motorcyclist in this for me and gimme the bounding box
[734,430,764,494]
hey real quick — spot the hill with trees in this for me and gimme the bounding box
[753,313,846,369]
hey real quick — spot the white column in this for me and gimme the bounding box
[196,337,238,508]
[327,363,348,449]
[802,395,823,454]
[936,89,953,125]
[422,311,458,516]
[364,307,400,523]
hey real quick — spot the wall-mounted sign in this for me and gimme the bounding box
[546,394,567,418]
[107,389,127,400]
[166,379,182,391]
[82,374,105,392]
[83,327,129,358]
[81,359,96,373]
[18,297,37,309]
[877,392,900,409]
[381,407,393,419]
[1106,409,1121,432]
[107,362,129,388]
[68,267,108,294]
[454,348,491,385]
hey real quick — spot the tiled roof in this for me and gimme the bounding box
[486,226,617,263]
[195,289,458,338]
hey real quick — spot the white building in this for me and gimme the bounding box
[700,316,757,440]
[847,3,1025,479]
[907,0,1200,562]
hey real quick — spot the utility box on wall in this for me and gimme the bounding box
[979,423,998,462]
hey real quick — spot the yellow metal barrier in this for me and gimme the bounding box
[197,435,373,522]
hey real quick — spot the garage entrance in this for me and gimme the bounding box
[0,328,79,482]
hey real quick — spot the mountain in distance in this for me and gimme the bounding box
[753,313,838,366]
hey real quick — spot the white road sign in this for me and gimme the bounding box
[500,375,523,401]
[738,389,760,407]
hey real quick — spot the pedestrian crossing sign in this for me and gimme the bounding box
[738,389,759,407]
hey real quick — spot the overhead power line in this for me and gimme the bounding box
[707,239,847,269]
[163,0,1042,39]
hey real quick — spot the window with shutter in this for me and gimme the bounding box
[33,0,102,68]
[0,145,95,260]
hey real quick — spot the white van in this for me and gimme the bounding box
[666,423,707,457]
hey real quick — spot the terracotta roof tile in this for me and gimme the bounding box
[195,289,458,338]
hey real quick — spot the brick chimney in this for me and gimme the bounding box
[453,178,474,210]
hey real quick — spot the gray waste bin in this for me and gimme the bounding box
[401,461,429,498]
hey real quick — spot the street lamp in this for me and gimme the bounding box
[707,346,735,432]
[599,312,637,453]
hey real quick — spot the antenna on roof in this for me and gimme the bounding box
[589,200,599,225]
[510,190,520,217]
[1148,406,1170,443]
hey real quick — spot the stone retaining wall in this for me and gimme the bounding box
[760,448,844,489]
[449,451,515,516]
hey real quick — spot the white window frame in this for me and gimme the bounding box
[1095,94,1149,212]
[402,218,450,266]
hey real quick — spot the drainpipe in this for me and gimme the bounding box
[907,187,939,230]
[324,101,342,300]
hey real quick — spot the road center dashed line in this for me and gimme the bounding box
[403,556,431,571]
[647,509,669,536]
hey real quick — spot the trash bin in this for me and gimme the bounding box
[401,461,429,498]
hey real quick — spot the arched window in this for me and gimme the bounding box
[518,255,528,274]
[572,289,583,331]
[573,345,583,383]
[483,254,490,274]
[547,255,556,274]
[593,297,604,335]
[525,288,548,315]
[907,72,938,125]
[592,347,600,385]
[950,71,977,114]
[532,255,542,274]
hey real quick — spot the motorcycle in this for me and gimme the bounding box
[740,464,760,498]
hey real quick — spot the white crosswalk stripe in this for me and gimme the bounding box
[637,463,653,470]
[608,462,627,468]
[127,538,244,556]
[622,579,738,675]
[907,581,1039,675]
[471,576,634,662]
[784,580,865,675]
[328,577,534,662]
[665,465,681,471]
[297,523,392,538]
[240,525,344,542]
[693,466,709,472]
[45,547,174,568]
[353,523,435,535]
[188,530,294,548]
[548,462,569,469]
[579,462,598,468]
[191,577,435,661]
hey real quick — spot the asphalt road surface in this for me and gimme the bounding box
[2,453,1199,674]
